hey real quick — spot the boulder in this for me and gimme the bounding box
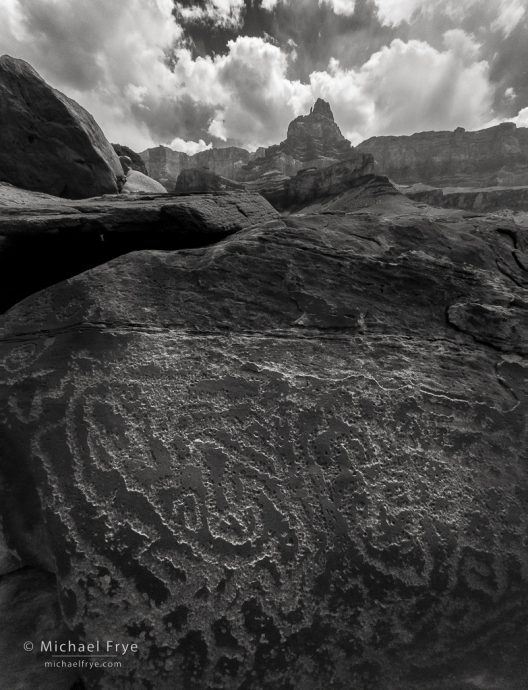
[0,55,124,199]
[122,170,168,194]
[112,144,149,176]
[1,184,527,689]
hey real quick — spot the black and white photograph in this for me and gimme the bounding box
[0,1,527,689]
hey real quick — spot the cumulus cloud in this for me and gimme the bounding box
[0,0,510,153]
[373,0,526,35]
[310,30,493,142]
[175,0,246,28]
[318,0,356,16]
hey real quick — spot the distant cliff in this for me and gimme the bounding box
[141,98,354,190]
[356,122,528,187]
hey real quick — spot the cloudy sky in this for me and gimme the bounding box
[1,0,528,153]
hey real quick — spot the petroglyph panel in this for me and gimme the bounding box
[2,329,527,689]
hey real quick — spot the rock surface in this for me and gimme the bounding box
[174,168,247,193]
[251,155,375,211]
[122,170,168,194]
[112,144,149,176]
[141,99,355,191]
[0,55,124,199]
[398,183,528,212]
[1,185,527,689]
[357,122,528,188]
[0,183,278,313]
[0,567,80,690]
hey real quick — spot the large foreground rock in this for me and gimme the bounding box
[357,122,528,188]
[0,55,124,198]
[0,183,278,313]
[1,188,527,689]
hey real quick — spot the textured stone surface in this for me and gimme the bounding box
[252,158,375,211]
[0,514,23,575]
[358,122,528,188]
[173,156,375,213]
[0,567,79,690]
[0,184,278,313]
[0,55,124,199]
[1,191,527,689]
[174,168,247,194]
[398,183,528,212]
[122,170,167,194]
[141,99,355,191]
[112,145,148,176]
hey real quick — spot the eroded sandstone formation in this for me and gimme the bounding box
[141,99,355,191]
[397,183,528,213]
[1,182,527,690]
[357,122,528,188]
[0,183,278,313]
[0,55,124,199]
[174,155,376,212]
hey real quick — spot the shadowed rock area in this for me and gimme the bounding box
[0,56,124,199]
[1,180,527,689]
[0,183,278,313]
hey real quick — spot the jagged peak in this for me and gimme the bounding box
[310,98,334,120]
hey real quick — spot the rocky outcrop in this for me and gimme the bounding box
[174,155,376,212]
[112,144,148,176]
[141,99,355,191]
[398,183,528,212]
[122,170,168,194]
[174,168,247,193]
[0,182,278,313]
[0,55,124,199]
[251,154,375,211]
[357,122,528,188]
[1,182,527,689]
[141,146,257,191]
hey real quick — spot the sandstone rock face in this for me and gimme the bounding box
[252,155,375,211]
[173,157,376,212]
[122,170,168,194]
[0,184,278,313]
[398,183,528,212]
[141,146,256,191]
[0,567,79,690]
[0,55,124,199]
[141,99,355,191]
[357,122,528,188]
[174,168,247,193]
[112,144,149,176]
[1,188,527,689]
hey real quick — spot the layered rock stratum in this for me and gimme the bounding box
[1,176,527,690]
[0,55,124,199]
[357,122,528,188]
